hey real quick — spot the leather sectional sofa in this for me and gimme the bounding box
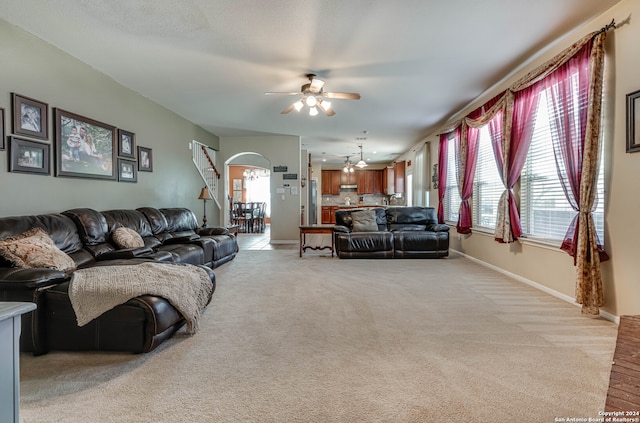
[0,207,237,355]
[333,206,450,259]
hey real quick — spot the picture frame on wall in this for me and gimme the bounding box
[8,136,50,175]
[137,146,153,172]
[54,108,117,180]
[118,158,137,182]
[626,89,640,153]
[0,107,5,151]
[118,129,136,159]
[12,93,48,140]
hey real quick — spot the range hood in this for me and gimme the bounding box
[340,184,358,189]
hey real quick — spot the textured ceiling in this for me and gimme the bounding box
[0,0,621,165]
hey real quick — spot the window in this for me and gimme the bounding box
[443,136,460,223]
[520,89,604,243]
[472,125,503,230]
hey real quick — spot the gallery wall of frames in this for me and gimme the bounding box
[0,92,153,183]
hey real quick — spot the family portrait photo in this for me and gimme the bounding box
[55,109,116,180]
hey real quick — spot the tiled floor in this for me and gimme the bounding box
[235,225,296,251]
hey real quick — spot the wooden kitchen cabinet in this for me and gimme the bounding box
[341,169,355,185]
[371,170,383,194]
[394,161,405,193]
[383,166,394,195]
[321,206,332,224]
[356,170,383,194]
[321,170,341,195]
[321,205,340,224]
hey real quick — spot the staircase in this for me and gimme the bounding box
[192,140,222,210]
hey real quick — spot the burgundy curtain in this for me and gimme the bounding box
[491,84,543,242]
[545,41,606,262]
[455,108,481,234]
[437,133,448,224]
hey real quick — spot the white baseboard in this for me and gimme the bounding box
[450,249,619,324]
[270,240,299,245]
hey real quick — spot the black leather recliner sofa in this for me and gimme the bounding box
[0,207,237,355]
[333,206,450,259]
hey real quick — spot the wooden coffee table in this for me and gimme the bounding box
[299,224,335,257]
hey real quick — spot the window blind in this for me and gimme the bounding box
[520,89,604,243]
[472,125,503,230]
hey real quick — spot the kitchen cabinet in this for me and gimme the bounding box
[394,161,405,193]
[321,206,332,224]
[321,170,341,195]
[383,166,395,195]
[372,170,383,194]
[356,170,383,194]
[340,169,355,185]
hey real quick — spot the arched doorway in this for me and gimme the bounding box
[225,152,271,232]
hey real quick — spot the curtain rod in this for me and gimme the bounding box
[593,19,616,38]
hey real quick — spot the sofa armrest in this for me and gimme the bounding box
[197,227,229,236]
[333,225,351,234]
[97,247,154,260]
[0,267,70,290]
[426,223,450,232]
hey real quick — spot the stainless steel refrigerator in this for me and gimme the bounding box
[309,179,317,224]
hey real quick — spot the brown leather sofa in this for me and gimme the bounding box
[333,206,450,259]
[0,207,236,355]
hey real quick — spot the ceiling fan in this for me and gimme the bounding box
[265,74,361,116]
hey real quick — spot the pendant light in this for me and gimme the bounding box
[355,144,368,168]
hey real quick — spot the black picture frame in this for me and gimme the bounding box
[12,93,48,140]
[54,108,117,180]
[118,158,137,183]
[0,108,5,151]
[118,129,136,159]
[138,146,153,172]
[8,136,50,175]
[627,90,640,153]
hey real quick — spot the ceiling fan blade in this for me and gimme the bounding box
[323,92,361,100]
[281,103,296,114]
[265,92,301,96]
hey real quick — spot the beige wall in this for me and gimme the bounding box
[0,19,220,221]
[425,0,640,317]
[220,135,301,242]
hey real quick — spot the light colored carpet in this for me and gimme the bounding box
[20,250,618,422]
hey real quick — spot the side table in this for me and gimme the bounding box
[226,224,239,237]
[299,224,335,257]
[0,302,37,423]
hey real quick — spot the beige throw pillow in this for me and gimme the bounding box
[112,227,145,249]
[351,209,379,232]
[0,228,77,272]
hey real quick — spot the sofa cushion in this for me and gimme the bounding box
[351,209,378,232]
[0,228,77,272]
[112,227,145,249]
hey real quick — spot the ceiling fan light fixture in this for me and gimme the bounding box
[306,96,317,107]
[309,77,324,92]
[319,99,332,112]
[293,100,304,112]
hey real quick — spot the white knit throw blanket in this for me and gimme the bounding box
[69,262,213,334]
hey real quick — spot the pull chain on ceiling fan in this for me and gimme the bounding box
[265,74,361,117]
